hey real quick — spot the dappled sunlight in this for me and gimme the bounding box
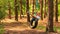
[0,0,60,34]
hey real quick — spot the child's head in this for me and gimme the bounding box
[37,12,40,14]
[36,12,41,16]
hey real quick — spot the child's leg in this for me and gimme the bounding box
[35,19,38,27]
[30,18,35,26]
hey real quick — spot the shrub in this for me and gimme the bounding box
[0,11,6,20]
[0,6,7,22]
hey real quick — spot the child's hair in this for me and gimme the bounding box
[37,12,40,14]
[36,12,41,16]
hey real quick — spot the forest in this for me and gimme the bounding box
[0,0,60,34]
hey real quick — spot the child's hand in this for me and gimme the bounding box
[32,16,36,18]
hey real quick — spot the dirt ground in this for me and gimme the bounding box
[1,17,60,34]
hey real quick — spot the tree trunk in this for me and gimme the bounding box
[44,0,47,18]
[32,0,35,15]
[15,0,18,21]
[26,0,30,22]
[20,0,23,19]
[46,0,54,32]
[55,0,58,22]
[39,0,43,20]
[0,20,1,23]
[8,1,11,19]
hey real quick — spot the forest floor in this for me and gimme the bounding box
[1,16,60,34]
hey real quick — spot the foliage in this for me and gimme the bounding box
[0,0,7,20]
[0,6,7,20]
[0,11,6,20]
[0,23,5,34]
[0,0,60,16]
[58,4,60,16]
[35,0,40,11]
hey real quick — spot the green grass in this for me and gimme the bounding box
[54,27,60,32]
[36,26,45,30]
[0,23,5,34]
[36,26,46,31]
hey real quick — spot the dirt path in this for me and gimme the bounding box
[1,17,60,34]
[3,22,45,34]
[4,29,47,34]
[3,22,59,34]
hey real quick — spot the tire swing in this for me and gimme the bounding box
[30,18,38,29]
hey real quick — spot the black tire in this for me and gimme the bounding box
[31,20,38,29]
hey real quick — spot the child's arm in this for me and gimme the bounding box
[31,14,36,18]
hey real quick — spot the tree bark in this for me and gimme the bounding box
[46,0,54,32]
[20,0,23,19]
[55,0,58,22]
[15,0,18,21]
[8,1,11,19]
[39,0,43,20]
[26,0,30,22]
[44,0,47,18]
[32,0,35,15]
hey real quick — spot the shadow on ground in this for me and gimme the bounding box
[4,30,47,34]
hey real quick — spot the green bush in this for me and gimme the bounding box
[0,6,7,21]
[0,11,6,20]
[0,7,6,34]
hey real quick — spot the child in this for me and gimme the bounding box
[30,12,41,29]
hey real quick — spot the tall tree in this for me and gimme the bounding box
[20,0,23,19]
[55,0,58,22]
[44,0,47,18]
[39,0,43,20]
[26,0,30,22]
[32,0,35,15]
[15,0,18,21]
[46,0,54,32]
[8,1,11,19]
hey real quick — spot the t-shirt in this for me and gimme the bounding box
[33,12,40,19]
[33,13,40,20]
[36,16,40,20]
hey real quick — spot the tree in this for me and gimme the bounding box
[46,0,54,32]
[55,0,58,22]
[20,0,26,17]
[20,0,23,19]
[32,0,35,15]
[44,0,47,18]
[39,0,43,20]
[8,1,11,19]
[26,0,30,22]
[14,0,18,21]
